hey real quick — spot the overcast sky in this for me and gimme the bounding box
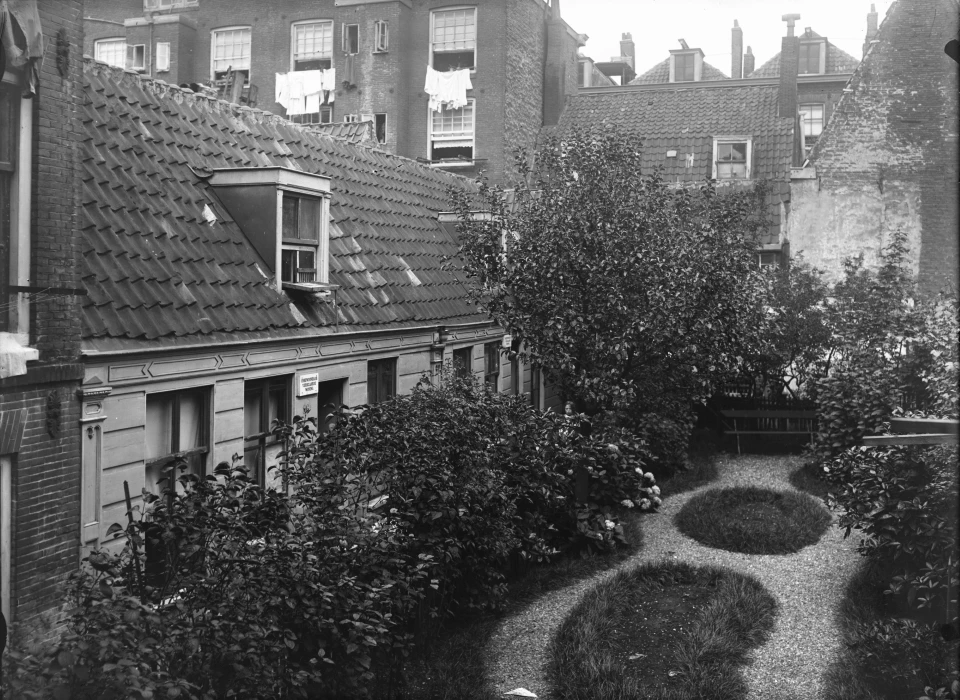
[561,0,894,77]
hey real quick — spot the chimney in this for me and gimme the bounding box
[863,3,878,56]
[731,20,743,79]
[779,14,800,119]
[543,0,571,125]
[743,46,755,76]
[620,32,635,70]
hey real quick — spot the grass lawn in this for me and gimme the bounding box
[548,561,777,700]
[674,486,832,555]
[787,459,833,501]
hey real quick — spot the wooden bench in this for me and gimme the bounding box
[720,409,818,454]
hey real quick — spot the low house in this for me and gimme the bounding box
[77,58,551,552]
[786,0,959,293]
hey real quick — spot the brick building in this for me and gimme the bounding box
[787,0,959,293]
[76,57,558,551]
[82,0,584,185]
[1,0,85,632]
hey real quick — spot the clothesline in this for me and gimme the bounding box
[276,69,336,116]
[424,65,472,112]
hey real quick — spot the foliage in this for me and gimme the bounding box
[448,128,769,419]
[851,617,958,690]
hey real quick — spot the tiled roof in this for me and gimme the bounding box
[748,39,860,78]
[553,84,795,244]
[304,120,378,146]
[81,60,487,345]
[630,58,729,85]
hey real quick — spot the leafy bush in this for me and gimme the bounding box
[852,617,958,690]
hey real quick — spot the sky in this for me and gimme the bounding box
[561,0,895,78]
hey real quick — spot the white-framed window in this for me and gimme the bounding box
[292,20,333,71]
[280,190,328,285]
[430,7,476,71]
[342,23,359,55]
[374,20,389,52]
[674,53,695,81]
[211,26,251,83]
[429,99,475,163]
[343,114,360,123]
[126,44,146,72]
[94,38,127,68]
[145,388,210,494]
[144,0,198,9]
[155,42,171,72]
[712,136,752,180]
[799,103,824,151]
[798,41,825,75]
[292,106,333,125]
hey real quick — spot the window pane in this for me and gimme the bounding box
[213,28,251,74]
[178,391,205,451]
[297,250,316,282]
[800,104,824,136]
[145,394,173,460]
[718,143,746,162]
[244,389,262,437]
[96,39,127,68]
[799,43,819,74]
[294,21,332,61]
[268,384,286,426]
[675,53,694,81]
[282,194,298,239]
[156,42,171,71]
[298,197,321,241]
[433,9,476,52]
[431,102,474,137]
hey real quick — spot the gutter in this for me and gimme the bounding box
[576,73,854,95]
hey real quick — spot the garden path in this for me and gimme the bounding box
[485,454,863,700]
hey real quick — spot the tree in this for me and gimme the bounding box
[448,128,769,418]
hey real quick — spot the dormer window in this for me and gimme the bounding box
[712,136,752,180]
[208,167,332,293]
[669,48,703,82]
[798,40,825,75]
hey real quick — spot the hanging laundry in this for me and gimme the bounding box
[424,65,472,112]
[276,69,324,116]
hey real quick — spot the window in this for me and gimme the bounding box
[431,7,476,71]
[374,113,387,144]
[430,99,475,162]
[343,113,360,123]
[484,342,500,391]
[145,389,209,494]
[757,251,782,268]
[280,192,323,285]
[95,38,126,68]
[211,27,251,83]
[453,347,473,380]
[530,365,541,409]
[292,106,333,125]
[799,103,824,151]
[156,42,171,72]
[144,0,198,9]
[367,358,397,404]
[712,138,752,180]
[342,23,359,55]
[374,20,389,52]
[292,20,333,71]
[0,82,16,334]
[578,60,590,88]
[126,44,146,72]
[674,53,695,81]
[244,377,289,486]
[798,42,822,74]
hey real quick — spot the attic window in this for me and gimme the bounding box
[712,137,752,180]
[798,40,825,75]
[208,167,332,293]
[669,49,703,82]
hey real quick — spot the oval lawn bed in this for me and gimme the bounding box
[675,486,832,555]
[549,562,777,700]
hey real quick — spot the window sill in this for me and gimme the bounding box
[429,159,479,170]
[0,332,39,380]
[282,281,338,296]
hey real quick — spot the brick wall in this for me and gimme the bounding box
[503,0,545,184]
[0,0,85,631]
[787,0,959,293]
[82,0,141,57]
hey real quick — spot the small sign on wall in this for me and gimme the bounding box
[502,334,513,349]
[297,372,320,397]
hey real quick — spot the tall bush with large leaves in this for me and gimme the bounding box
[448,128,769,419]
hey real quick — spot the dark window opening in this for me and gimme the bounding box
[342,24,359,55]
[530,365,541,409]
[282,193,321,242]
[675,53,695,81]
[432,51,474,71]
[367,358,397,404]
[243,376,289,486]
[453,347,473,380]
[292,106,333,125]
[484,342,500,391]
[281,248,317,284]
[375,113,387,143]
[294,57,332,72]
[431,143,473,161]
[145,388,209,494]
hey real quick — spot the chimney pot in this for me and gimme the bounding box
[678,38,689,50]
[864,4,879,56]
[781,13,801,37]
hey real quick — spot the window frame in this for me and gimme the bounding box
[279,189,328,285]
[155,42,171,72]
[94,37,127,68]
[711,136,752,181]
[799,103,824,152]
[291,19,334,71]
[428,98,475,165]
[367,358,397,404]
[243,376,290,487]
[798,41,825,75]
[0,81,17,335]
[144,388,211,493]
[341,23,360,55]
[429,6,477,72]
[484,342,500,391]
[374,113,387,144]
[126,44,147,72]
[210,26,252,84]
[453,346,473,380]
[291,106,333,126]
[674,52,695,82]
[374,20,389,53]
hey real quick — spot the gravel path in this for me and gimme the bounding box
[484,453,862,700]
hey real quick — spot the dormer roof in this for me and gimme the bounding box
[630,57,729,85]
[747,35,859,77]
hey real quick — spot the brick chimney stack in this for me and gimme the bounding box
[731,20,743,79]
[743,46,755,76]
[779,14,800,120]
[544,0,570,126]
[620,32,636,69]
[863,3,878,56]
